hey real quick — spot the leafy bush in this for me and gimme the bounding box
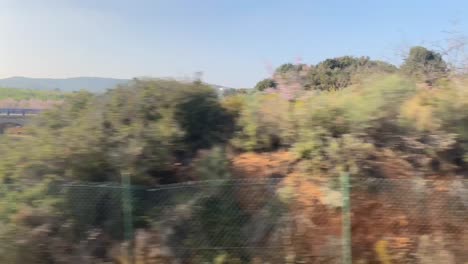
[254,78,276,91]
[270,56,397,91]
[400,46,448,84]
[232,93,293,151]
[194,146,231,181]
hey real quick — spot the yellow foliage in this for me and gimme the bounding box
[400,93,440,131]
[375,239,392,264]
[221,94,246,116]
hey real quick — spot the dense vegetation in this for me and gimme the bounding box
[0,87,66,101]
[0,46,467,263]
[0,87,66,109]
[401,46,449,84]
[255,56,397,92]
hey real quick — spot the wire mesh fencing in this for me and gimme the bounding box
[0,177,466,263]
[352,178,468,263]
[57,178,342,263]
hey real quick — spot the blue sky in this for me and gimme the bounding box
[1,0,467,87]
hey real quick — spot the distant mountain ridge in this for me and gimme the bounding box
[0,76,235,93]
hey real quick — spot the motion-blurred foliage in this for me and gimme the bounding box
[0,87,66,101]
[1,46,468,263]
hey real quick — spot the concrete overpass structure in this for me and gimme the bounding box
[0,108,42,133]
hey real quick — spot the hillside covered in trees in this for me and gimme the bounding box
[0,46,467,263]
[0,87,66,109]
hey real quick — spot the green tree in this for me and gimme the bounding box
[175,84,232,150]
[305,56,397,90]
[265,56,397,91]
[275,63,302,74]
[400,46,448,84]
[254,78,277,91]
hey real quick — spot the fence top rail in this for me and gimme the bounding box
[3,177,467,191]
[57,178,285,191]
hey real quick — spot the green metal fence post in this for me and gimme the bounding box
[341,172,352,264]
[122,171,134,263]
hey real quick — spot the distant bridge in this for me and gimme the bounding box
[0,108,42,133]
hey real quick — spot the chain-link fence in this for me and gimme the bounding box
[0,177,467,263]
